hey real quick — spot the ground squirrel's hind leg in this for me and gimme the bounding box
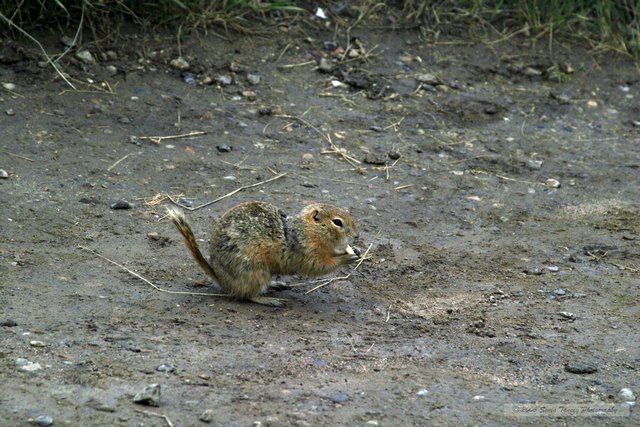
[249,296,287,307]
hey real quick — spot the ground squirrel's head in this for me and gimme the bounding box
[300,203,360,262]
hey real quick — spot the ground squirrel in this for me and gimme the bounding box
[167,201,360,306]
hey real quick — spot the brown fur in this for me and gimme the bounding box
[167,201,359,306]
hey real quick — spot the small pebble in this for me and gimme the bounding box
[216,144,232,153]
[302,153,314,161]
[110,199,133,210]
[484,105,498,114]
[2,82,16,90]
[415,73,440,85]
[247,73,261,85]
[182,72,196,85]
[200,409,214,423]
[416,388,429,396]
[242,90,257,100]
[105,65,117,76]
[32,415,53,426]
[551,92,572,104]
[544,178,561,188]
[216,75,233,86]
[17,358,42,372]
[524,267,543,275]
[5,108,15,116]
[558,311,576,320]
[223,175,237,181]
[0,169,8,179]
[365,421,379,426]
[30,340,46,347]
[301,181,317,188]
[1,319,17,326]
[323,41,337,51]
[157,364,175,373]
[472,395,485,401]
[388,151,401,160]
[133,383,161,406]
[564,362,597,374]
[587,99,598,108]
[318,57,333,72]
[618,388,636,402]
[76,50,95,64]
[169,57,190,70]
[523,67,542,76]
[201,76,213,85]
[106,50,118,60]
[546,266,559,273]
[526,159,543,170]
[331,392,348,403]
[554,288,566,296]
[258,107,273,116]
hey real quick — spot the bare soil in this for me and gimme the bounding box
[1,15,639,426]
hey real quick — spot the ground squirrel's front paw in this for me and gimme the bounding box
[250,296,287,307]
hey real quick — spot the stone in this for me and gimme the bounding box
[76,50,95,64]
[133,383,161,406]
[169,57,189,70]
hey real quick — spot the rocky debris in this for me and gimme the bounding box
[216,74,233,86]
[558,311,576,320]
[200,409,214,423]
[544,178,561,188]
[247,73,262,85]
[156,364,175,373]
[331,391,348,403]
[76,50,95,65]
[618,388,636,403]
[416,388,429,396]
[564,362,597,374]
[318,57,333,72]
[0,169,8,179]
[216,144,232,153]
[16,358,42,372]
[526,159,543,170]
[2,82,16,90]
[110,199,133,210]
[30,415,53,426]
[169,57,190,70]
[133,383,161,406]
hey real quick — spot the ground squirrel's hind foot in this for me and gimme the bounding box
[269,280,290,291]
[249,296,287,307]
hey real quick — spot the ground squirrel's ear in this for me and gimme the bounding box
[312,209,321,222]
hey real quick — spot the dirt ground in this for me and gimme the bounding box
[1,10,639,426]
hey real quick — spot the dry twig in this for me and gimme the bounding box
[138,131,206,144]
[305,243,373,294]
[78,245,226,297]
[168,172,287,211]
[134,409,174,427]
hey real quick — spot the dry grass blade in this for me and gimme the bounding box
[0,12,76,90]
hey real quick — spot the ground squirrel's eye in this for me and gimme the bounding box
[332,218,344,227]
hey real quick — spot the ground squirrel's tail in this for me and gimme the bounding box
[166,207,218,282]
